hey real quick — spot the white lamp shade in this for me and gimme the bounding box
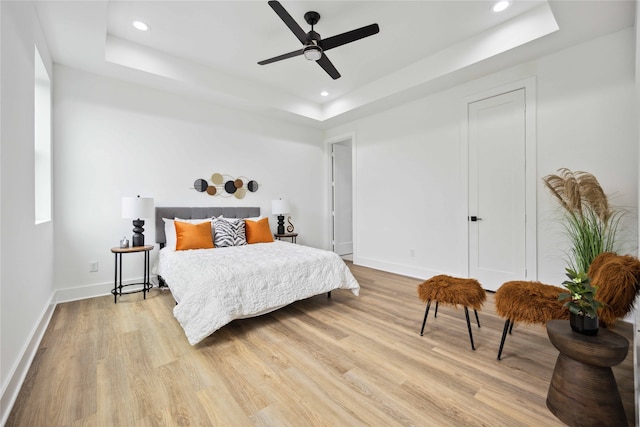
[122,196,154,219]
[271,199,290,215]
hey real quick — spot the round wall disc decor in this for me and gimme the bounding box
[194,179,208,192]
[211,173,224,185]
[224,180,237,194]
[234,188,247,199]
[193,173,258,197]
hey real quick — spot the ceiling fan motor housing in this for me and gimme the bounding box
[304,11,320,26]
[307,30,321,44]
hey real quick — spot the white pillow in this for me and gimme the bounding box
[175,217,212,223]
[222,215,263,222]
[163,217,212,250]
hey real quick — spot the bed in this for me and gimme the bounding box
[155,207,360,345]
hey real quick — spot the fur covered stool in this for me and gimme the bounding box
[417,275,486,350]
[494,281,569,360]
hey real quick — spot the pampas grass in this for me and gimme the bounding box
[543,168,622,274]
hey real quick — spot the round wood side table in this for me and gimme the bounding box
[545,319,629,427]
[111,245,153,303]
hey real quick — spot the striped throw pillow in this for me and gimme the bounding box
[212,217,247,247]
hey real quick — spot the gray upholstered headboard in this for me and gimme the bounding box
[155,207,261,245]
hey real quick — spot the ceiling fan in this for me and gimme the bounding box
[258,0,380,80]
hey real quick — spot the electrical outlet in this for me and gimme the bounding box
[89,261,99,272]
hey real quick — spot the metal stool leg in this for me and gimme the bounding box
[420,300,432,336]
[464,307,475,350]
[509,320,514,334]
[434,301,439,317]
[497,319,511,360]
[474,309,480,327]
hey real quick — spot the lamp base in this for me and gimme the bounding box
[277,215,285,235]
[132,219,145,247]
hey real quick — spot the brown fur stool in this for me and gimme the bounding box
[494,281,569,360]
[417,275,486,350]
[588,252,640,327]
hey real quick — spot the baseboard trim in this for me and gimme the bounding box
[1,296,56,426]
[354,256,440,280]
[55,275,160,303]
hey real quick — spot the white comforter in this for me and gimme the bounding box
[158,240,360,344]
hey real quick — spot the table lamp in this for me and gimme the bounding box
[122,195,154,247]
[271,198,290,235]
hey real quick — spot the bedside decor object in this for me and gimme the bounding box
[271,198,290,235]
[286,216,295,233]
[559,268,601,335]
[122,195,154,247]
[119,236,129,249]
[193,172,259,199]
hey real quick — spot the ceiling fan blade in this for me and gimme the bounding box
[319,23,380,51]
[316,53,341,80]
[268,0,308,45]
[258,48,304,65]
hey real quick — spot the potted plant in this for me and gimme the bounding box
[542,168,623,274]
[558,268,602,335]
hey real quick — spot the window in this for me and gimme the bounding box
[34,45,51,224]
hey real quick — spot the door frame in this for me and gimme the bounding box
[459,77,537,280]
[325,132,357,259]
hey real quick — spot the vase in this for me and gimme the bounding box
[569,312,599,335]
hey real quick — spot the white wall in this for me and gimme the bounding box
[327,28,638,285]
[53,66,326,301]
[0,1,55,421]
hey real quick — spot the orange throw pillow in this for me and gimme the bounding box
[175,221,214,250]
[245,217,274,244]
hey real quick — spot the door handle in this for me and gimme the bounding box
[468,216,483,222]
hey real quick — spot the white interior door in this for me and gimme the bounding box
[468,89,526,291]
[332,140,353,256]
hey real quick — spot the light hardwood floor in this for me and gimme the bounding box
[7,263,636,426]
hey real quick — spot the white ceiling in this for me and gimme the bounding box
[35,1,635,128]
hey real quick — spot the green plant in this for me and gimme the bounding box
[558,268,602,318]
[543,168,623,273]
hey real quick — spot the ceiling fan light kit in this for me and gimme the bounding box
[258,0,380,79]
[303,44,322,61]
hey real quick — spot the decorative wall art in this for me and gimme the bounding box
[193,173,259,199]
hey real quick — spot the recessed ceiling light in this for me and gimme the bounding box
[132,20,149,31]
[492,0,511,13]
[320,91,329,97]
